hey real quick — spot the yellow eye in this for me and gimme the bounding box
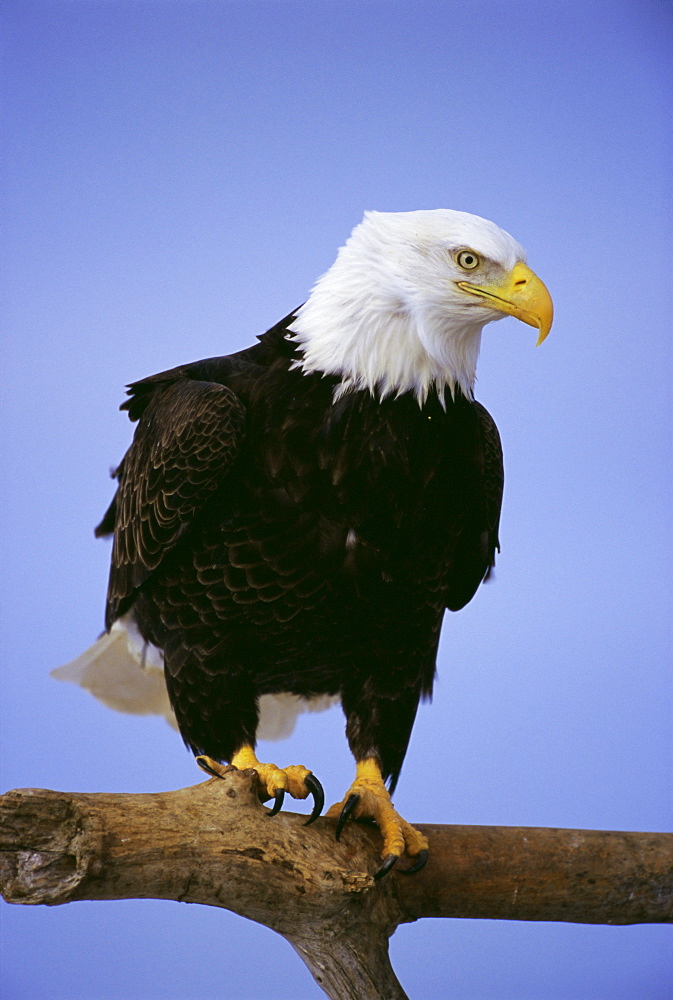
[456,249,480,270]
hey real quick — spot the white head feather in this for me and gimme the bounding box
[288,209,526,403]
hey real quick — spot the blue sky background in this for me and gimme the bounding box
[1,2,671,997]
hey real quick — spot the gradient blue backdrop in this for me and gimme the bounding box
[2,2,671,998]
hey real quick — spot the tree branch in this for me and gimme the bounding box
[2,773,672,1000]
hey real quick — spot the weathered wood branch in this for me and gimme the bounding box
[2,773,672,1000]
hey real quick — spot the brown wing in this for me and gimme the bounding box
[474,400,504,557]
[99,379,246,628]
[443,400,504,611]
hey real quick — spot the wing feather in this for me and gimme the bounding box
[443,400,504,611]
[473,400,504,548]
[102,379,246,626]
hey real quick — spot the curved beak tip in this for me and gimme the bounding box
[535,304,554,346]
[515,263,553,346]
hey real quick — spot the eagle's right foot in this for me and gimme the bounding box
[326,758,429,879]
[196,748,324,825]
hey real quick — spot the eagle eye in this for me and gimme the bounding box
[455,249,480,271]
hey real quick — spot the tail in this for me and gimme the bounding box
[52,614,178,729]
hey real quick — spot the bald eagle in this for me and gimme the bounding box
[55,209,552,877]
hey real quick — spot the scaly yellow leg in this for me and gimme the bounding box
[326,758,429,877]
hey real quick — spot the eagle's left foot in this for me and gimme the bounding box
[326,758,429,879]
[196,749,324,825]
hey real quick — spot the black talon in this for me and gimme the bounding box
[196,755,224,779]
[267,787,285,817]
[397,849,429,876]
[303,773,324,826]
[374,853,399,880]
[335,792,359,841]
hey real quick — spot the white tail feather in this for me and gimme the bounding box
[256,692,340,741]
[51,617,177,728]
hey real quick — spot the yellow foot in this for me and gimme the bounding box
[196,747,324,825]
[326,758,429,879]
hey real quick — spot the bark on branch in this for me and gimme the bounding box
[2,773,672,1000]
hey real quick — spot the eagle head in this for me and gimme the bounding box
[289,209,553,403]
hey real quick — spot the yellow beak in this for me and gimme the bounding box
[457,261,553,345]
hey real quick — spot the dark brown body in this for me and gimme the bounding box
[97,313,503,789]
